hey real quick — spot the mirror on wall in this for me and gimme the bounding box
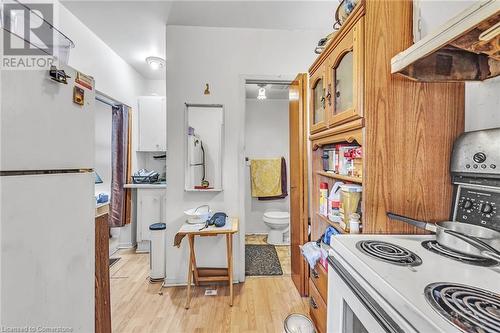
[185,104,224,191]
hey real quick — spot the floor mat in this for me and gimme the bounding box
[245,244,283,276]
[109,257,120,267]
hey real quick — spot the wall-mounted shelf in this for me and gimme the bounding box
[185,188,223,192]
[391,0,500,82]
[316,170,362,184]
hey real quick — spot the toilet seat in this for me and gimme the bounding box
[263,211,289,220]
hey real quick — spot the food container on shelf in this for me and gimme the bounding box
[349,213,361,234]
[328,181,344,222]
[339,184,362,232]
[319,182,329,216]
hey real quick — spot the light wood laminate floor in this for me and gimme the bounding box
[110,248,308,333]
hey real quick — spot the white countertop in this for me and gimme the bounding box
[123,183,166,189]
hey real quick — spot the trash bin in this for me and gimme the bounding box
[284,313,315,333]
[149,222,166,282]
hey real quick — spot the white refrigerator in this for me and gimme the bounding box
[187,134,204,187]
[0,65,95,331]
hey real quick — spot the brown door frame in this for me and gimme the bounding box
[289,73,310,296]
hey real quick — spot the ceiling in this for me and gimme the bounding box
[245,83,289,100]
[61,1,337,80]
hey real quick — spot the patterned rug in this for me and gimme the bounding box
[245,245,283,276]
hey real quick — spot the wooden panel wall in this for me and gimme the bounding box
[363,0,465,233]
[95,213,111,333]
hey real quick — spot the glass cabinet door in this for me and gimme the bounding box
[333,51,354,115]
[313,78,325,124]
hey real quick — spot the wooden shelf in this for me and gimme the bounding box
[316,213,347,234]
[316,170,362,184]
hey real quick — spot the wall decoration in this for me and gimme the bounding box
[75,71,94,90]
[73,86,84,105]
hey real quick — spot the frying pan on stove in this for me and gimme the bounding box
[387,212,500,263]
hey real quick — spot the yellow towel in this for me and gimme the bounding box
[250,159,282,197]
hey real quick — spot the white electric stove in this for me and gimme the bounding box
[326,128,500,333]
[327,234,500,333]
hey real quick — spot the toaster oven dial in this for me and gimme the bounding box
[473,152,487,163]
[480,203,494,214]
[462,199,474,210]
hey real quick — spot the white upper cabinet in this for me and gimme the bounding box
[137,96,166,151]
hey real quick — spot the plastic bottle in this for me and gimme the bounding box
[319,182,329,216]
[349,213,361,234]
[328,181,344,222]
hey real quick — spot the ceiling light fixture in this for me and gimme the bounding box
[146,56,166,70]
[257,85,267,100]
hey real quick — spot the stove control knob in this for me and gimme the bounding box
[473,152,486,163]
[462,200,473,210]
[481,203,493,214]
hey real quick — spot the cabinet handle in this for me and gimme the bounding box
[326,85,332,106]
[312,269,319,279]
[321,96,326,109]
[310,297,318,309]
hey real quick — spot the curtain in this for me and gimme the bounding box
[110,105,131,227]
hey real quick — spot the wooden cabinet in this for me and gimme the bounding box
[95,210,111,333]
[308,263,328,333]
[309,276,327,333]
[309,65,328,134]
[308,2,464,237]
[326,18,364,127]
[310,16,364,133]
[136,188,165,252]
[137,96,166,152]
[306,2,464,332]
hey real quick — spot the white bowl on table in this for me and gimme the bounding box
[184,205,212,224]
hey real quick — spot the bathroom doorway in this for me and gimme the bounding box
[242,76,308,284]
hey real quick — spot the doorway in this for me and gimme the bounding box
[242,75,308,290]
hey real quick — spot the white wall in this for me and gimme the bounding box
[244,98,290,234]
[165,25,326,284]
[58,3,146,109]
[465,76,500,131]
[144,79,166,96]
[58,2,158,248]
[94,101,112,196]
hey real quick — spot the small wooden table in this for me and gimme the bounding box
[174,217,239,309]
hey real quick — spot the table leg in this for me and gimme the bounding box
[190,237,199,286]
[226,234,233,306]
[185,235,194,309]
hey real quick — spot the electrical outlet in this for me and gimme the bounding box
[205,289,217,296]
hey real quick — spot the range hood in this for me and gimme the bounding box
[391,0,499,82]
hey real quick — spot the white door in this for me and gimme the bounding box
[0,66,95,171]
[137,96,166,151]
[137,189,163,242]
[0,172,94,331]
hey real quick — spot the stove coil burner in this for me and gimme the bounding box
[356,240,422,267]
[422,241,498,267]
[425,282,500,333]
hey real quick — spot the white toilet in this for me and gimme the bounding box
[263,211,290,245]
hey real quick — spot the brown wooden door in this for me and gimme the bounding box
[289,73,309,296]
